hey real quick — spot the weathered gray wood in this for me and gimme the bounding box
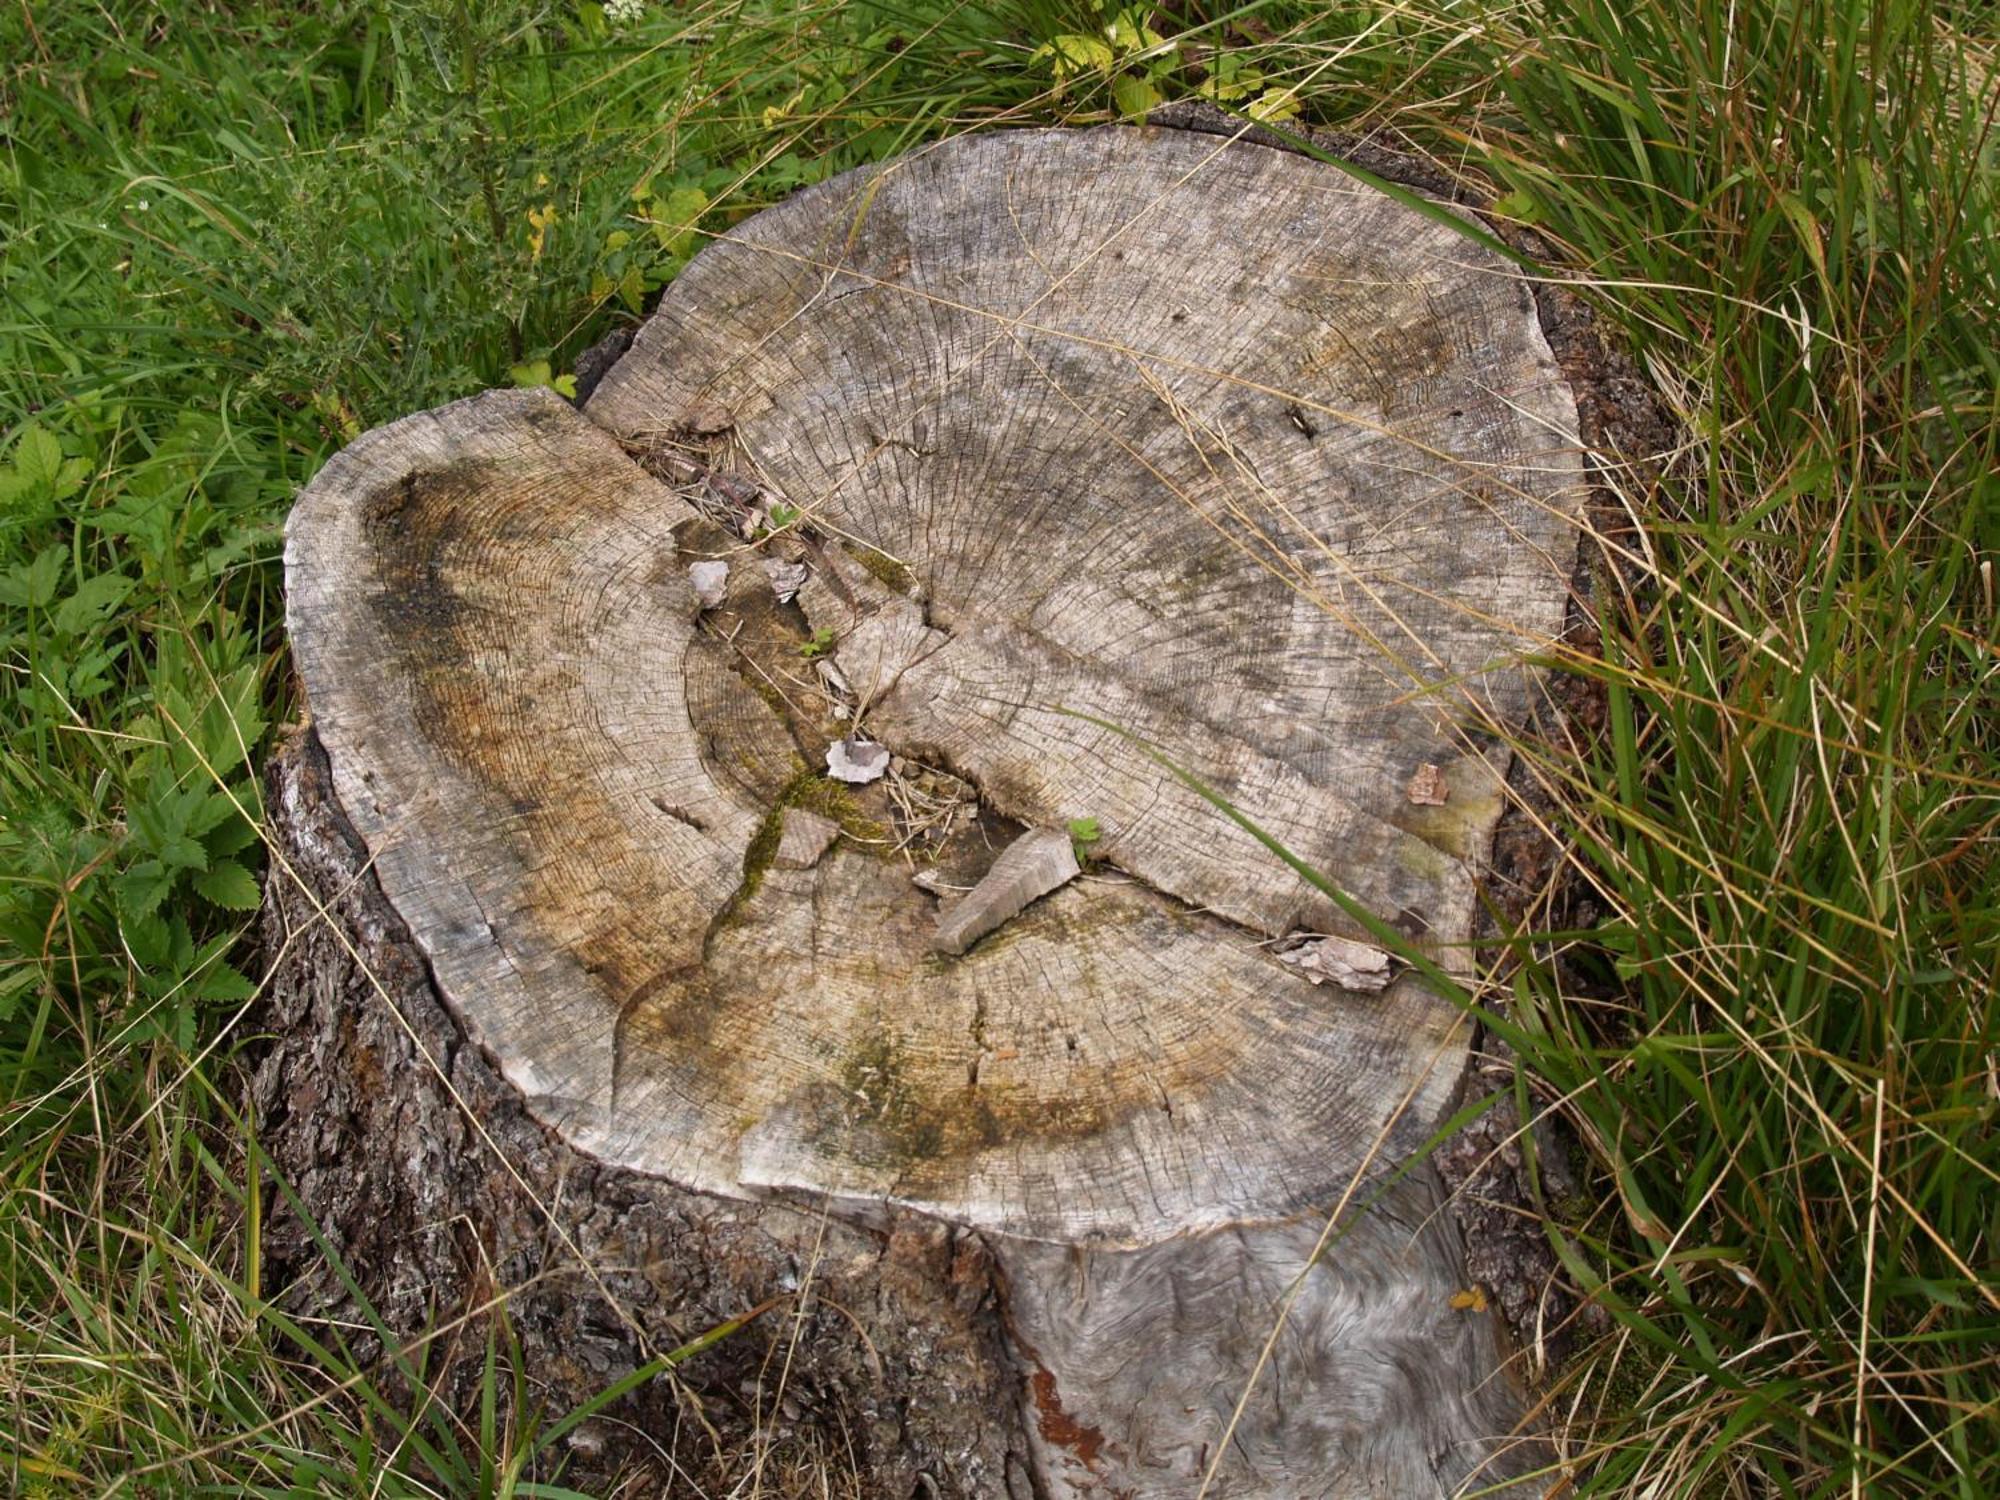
[270,122,1590,1495]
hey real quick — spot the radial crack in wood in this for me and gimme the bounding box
[279,123,1590,1496]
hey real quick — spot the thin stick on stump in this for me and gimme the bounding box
[263,122,1592,1496]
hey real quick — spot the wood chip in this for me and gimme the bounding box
[815,658,852,700]
[761,558,808,603]
[1275,934,1396,993]
[825,736,889,784]
[688,560,729,610]
[933,828,1081,956]
[685,399,734,434]
[773,809,840,869]
[1407,763,1449,806]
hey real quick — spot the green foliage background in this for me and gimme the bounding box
[1,0,1994,1494]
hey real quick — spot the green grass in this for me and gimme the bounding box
[2,0,1995,1494]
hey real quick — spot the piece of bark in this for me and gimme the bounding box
[1409,761,1452,805]
[825,736,889,784]
[273,123,1591,1495]
[566,325,634,407]
[688,558,729,609]
[761,556,808,603]
[1276,933,1397,992]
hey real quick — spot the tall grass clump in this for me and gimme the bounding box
[1475,6,1998,1494]
[1135,1,1997,1493]
[0,1,1033,1489]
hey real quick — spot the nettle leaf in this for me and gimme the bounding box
[127,911,195,976]
[85,490,177,569]
[128,782,214,871]
[67,642,127,700]
[51,572,136,637]
[15,429,62,485]
[193,858,261,911]
[203,808,260,860]
[187,789,241,840]
[0,544,66,609]
[196,960,257,1004]
[210,665,269,776]
[1,426,90,505]
[192,517,280,584]
[157,667,267,779]
[117,860,180,921]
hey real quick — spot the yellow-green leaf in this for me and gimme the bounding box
[1110,75,1163,121]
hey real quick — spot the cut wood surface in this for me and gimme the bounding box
[276,121,1590,1495]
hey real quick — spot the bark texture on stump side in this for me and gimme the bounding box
[257,121,1614,1496]
[256,728,1040,1494]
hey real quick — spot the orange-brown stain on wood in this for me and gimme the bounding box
[1031,1366,1107,1472]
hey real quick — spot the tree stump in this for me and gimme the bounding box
[260,123,1590,1496]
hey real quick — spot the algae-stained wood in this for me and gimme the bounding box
[281,122,1587,1494]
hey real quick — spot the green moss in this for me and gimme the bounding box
[777,768,892,847]
[852,544,915,595]
[1397,836,1450,884]
[710,801,786,940]
[740,668,794,724]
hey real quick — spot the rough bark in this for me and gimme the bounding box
[255,120,1616,1495]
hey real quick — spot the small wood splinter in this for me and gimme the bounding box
[932,828,1081,955]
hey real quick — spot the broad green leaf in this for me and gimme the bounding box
[7,426,89,502]
[653,184,709,257]
[1110,75,1163,120]
[204,810,261,859]
[194,859,262,911]
[1034,34,1114,77]
[0,544,66,608]
[52,573,136,637]
[117,860,179,921]
[1104,12,1163,53]
[1247,87,1300,123]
